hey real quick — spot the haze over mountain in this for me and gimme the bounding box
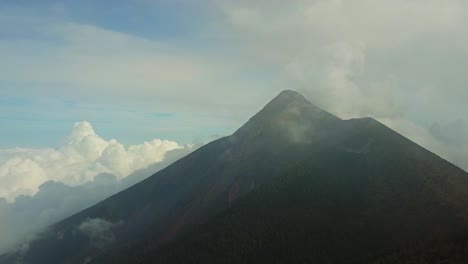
[2,90,468,264]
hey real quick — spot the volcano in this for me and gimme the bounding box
[2,90,468,264]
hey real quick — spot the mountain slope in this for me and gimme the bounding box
[0,90,343,264]
[96,115,468,264]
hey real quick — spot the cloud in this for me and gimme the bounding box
[78,218,122,250]
[219,0,468,115]
[0,121,182,202]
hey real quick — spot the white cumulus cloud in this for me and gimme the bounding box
[0,121,182,202]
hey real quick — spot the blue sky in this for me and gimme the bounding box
[1,0,210,39]
[0,0,275,147]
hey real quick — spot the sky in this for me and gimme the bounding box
[1,0,468,253]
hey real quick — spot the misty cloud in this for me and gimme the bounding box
[430,119,468,146]
[78,218,122,250]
